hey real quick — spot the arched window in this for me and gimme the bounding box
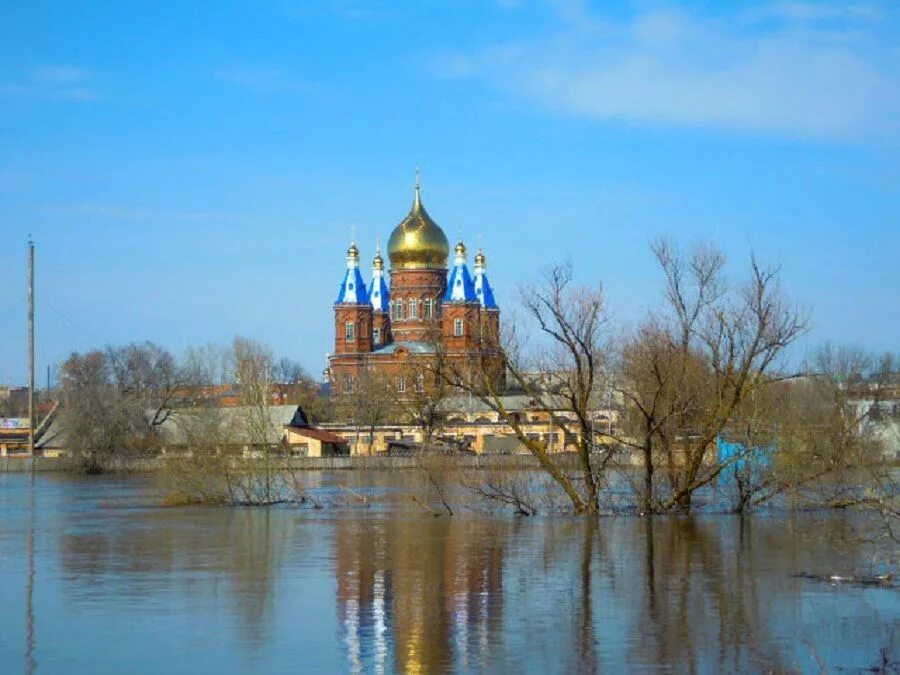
[453,318,464,337]
[345,321,355,341]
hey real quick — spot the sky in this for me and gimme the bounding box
[1,0,898,385]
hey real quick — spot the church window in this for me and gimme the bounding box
[373,327,381,344]
[344,375,355,392]
[397,376,406,393]
[393,300,404,321]
[345,321,355,341]
[409,299,418,320]
[453,318,464,337]
[415,373,425,392]
[424,298,433,319]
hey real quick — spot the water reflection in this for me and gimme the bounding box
[59,505,294,647]
[1,474,896,674]
[25,472,36,675]
[335,517,506,673]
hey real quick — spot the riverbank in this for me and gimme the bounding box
[0,453,548,473]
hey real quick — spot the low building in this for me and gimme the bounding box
[0,417,30,456]
[284,425,349,457]
[36,404,347,458]
[321,394,620,457]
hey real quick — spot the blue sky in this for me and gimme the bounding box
[1,0,898,384]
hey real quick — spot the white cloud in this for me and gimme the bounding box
[0,65,100,101]
[437,3,900,140]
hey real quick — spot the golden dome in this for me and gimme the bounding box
[387,183,449,270]
[474,248,485,267]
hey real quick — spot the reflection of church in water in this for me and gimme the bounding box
[335,517,505,673]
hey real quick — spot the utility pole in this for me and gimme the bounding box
[28,237,35,458]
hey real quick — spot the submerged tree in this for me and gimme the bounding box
[59,342,179,472]
[614,241,808,513]
[396,355,451,449]
[453,262,611,514]
[332,368,397,454]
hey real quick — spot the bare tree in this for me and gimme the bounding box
[332,368,397,455]
[106,342,179,428]
[272,357,332,423]
[228,336,282,500]
[396,357,451,449]
[161,337,326,506]
[59,342,180,472]
[454,263,610,514]
[615,241,808,513]
[754,346,897,514]
[182,342,228,387]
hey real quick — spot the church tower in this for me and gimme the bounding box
[368,245,391,347]
[473,247,500,347]
[386,178,449,343]
[333,243,373,362]
[442,240,481,356]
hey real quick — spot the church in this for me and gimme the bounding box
[328,180,503,394]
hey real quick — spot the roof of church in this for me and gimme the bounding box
[474,268,497,309]
[387,181,449,270]
[336,242,371,305]
[336,266,370,305]
[444,241,478,303]
[368,272,389,312]
[371,341,437,355]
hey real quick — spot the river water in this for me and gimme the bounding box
[0,472,897,674]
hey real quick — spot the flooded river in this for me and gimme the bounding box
[0,472,897,673]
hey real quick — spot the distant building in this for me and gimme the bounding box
[321,394,621,457]
[328,179,504,393]
[848,388,900,459]
[35,404,349,458]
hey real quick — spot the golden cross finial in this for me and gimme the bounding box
[413,167,422,208]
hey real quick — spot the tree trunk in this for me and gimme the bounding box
[579,431,599,513]
[643,441,654,515]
